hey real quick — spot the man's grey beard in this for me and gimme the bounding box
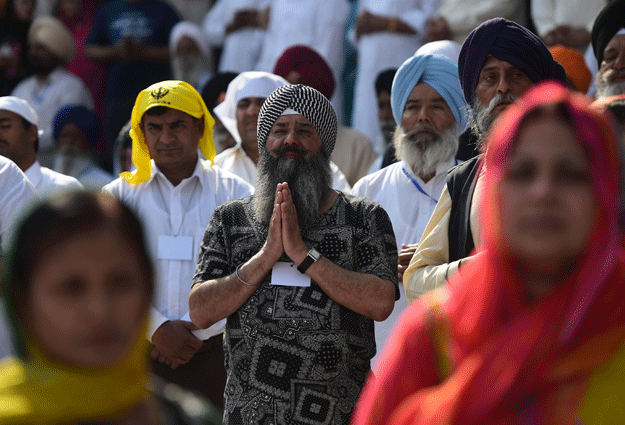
[254,148,332,229]
[171,55,210,88]
[469,92,519,150]
[380,120,396,147]
[53,149,91,177]
[595,68,625,98]
[393,121,459,179]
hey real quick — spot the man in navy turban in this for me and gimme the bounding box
[592,0,625,99]
[458,18,566,144]
[403,18,566,302]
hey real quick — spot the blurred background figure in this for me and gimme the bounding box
[255,0,349,123]
[351,0,438,151]
[273,44,376,186]
[0,0,35,96]
[353,82,625,424]
[0,191,222,424]
[369,68,398,172]
[85,0,180,170]
[532,0,603,50]
[549,45,592,93]
[201,71,238,155]
[169,21,213,92]
[591,0,625,100]
[12,15,93,159]
[54,0,106,142]
[0,96,82,197]
[112,119,132,177]
[52,104,113,189]
[202,0,270,73]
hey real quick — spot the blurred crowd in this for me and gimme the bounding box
[1,0,625,424]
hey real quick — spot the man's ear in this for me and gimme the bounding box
[197,116,205,134]
[29,125,38,150]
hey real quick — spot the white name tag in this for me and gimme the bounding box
[157,235,194,260]
[271,261,311,287]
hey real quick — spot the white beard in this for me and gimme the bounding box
[393,122,459,179]
[595,69,625,98]
[53,150,91,178]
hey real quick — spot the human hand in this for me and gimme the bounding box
[260,183,285,263]
[425,16,451,42]
[278,183,308,264]
[356,11,386,38]
[398,243,418,282]
[150,320,203,369]
[226,9,261,34]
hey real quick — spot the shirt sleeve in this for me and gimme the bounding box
[201,0,231,45]
[403,185,461,302]
[149,306,171,340]
[438,0,520,37]
[192,205,231,286]
[401,0,442,35]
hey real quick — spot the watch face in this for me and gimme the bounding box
[310,248,321,261]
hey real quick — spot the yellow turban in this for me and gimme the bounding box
[121,80,216,185]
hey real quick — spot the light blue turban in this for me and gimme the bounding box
[391,53,468,132]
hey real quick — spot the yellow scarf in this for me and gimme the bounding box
[0,321,150,424]
[121,80,216,185]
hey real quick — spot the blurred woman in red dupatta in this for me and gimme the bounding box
[351,81,625,425]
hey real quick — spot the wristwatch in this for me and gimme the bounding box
[297,248,321,273]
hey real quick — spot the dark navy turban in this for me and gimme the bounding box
[53,105,100,147]
[458,18,566,106]
[591,0,625,65]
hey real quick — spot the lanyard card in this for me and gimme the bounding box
[157,235,194,260]
[271,261,311,287]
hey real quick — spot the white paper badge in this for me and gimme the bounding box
[271,261,311,287]
[157,235,194,260]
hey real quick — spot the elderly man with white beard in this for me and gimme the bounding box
[403,18,567,302]
[189,84,398,425]
[351,53,467,368]
[591,0,625,100]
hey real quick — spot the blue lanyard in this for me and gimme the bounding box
[401,160,459,204]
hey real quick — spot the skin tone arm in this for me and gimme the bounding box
[356,11,416,39]
[189,182,396,328]
[398,243,419,283]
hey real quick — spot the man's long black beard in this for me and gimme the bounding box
[254,147,332,230]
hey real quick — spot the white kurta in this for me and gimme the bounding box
[0,156,37,359]
[202,0,271,72]
[214,145,352,192]
[12,68,94,151]
[351,0,439,151]
[254,0,350,122]
[24,161,83,198]
[531,0,604,38]
[103,159,254,340]
[351,157,456,367]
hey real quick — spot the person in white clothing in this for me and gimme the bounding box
[0,156,37,360]
[11,16,94,155]
[202,0,271,73]
[213,71,352,191]
[169,21,213,92]
[351,53,467,367]
[255,0,350,123]
[351,0,439,150]
[103,80,253,409]
[0,96,82,197]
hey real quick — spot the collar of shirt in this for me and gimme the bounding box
[24,161,43,189]
[147,157,206,192]
[401,156,458,187]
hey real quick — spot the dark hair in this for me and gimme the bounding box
[141,106,200,126]
[2,191,154,358]
[375,69,397,97]
[21,117,38,152]
[201,71,238,112]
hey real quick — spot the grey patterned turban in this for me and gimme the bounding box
[257,84,337,156]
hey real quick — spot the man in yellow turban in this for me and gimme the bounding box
[103,80,254,409]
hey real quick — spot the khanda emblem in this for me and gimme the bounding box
[151,87,169,100]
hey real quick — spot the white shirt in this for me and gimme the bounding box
[74,161,115,190]
[351,157,456,367]
[202,0,271,72]
[24,161,83,198]
[0,156,37,360]
[103,158,254,339]
[12,67,94,150]
[214,145,352,192]
[351,0,439,150]
[531,0,604,38]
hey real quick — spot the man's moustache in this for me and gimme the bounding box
[271,146,309,156]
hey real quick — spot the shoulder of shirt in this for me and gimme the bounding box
[351,162,402,194]
[213,146,241,165]
[39,166,82,188]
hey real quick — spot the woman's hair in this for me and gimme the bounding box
[4,191,153,297]
[2,191,154,357]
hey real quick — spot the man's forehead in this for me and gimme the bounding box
[407,82,447,104]
[605,34,625,53]
[236,96,265,106]
[0,109,23,121]
[142,107,194,123]
[480,55,520,73]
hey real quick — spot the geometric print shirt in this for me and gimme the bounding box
[192,192,398,425]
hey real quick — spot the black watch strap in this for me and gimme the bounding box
[297,248,321,273]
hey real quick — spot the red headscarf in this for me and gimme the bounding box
[273,45,335,99]
[351,82,625,424]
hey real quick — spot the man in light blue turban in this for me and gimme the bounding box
[351,52,467,368]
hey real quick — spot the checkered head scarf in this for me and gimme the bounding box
[257,84,337,156]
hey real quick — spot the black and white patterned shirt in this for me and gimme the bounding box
[193,192,397,425]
